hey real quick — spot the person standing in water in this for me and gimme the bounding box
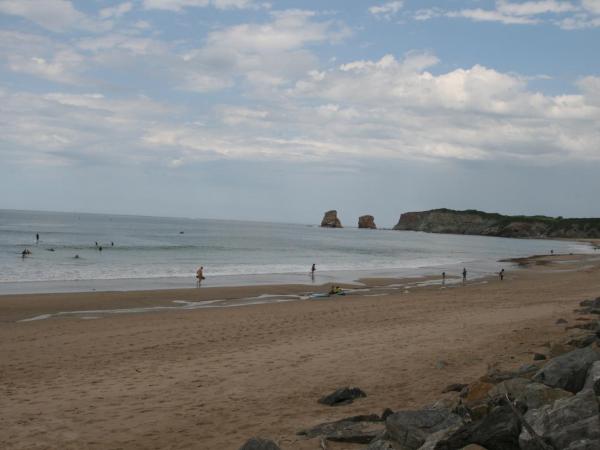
[442,272,446,285]
[462,267,467,283]
[36,233,39,243]
[196,266,205,286]
[311,263,316,279]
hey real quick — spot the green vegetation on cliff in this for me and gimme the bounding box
[394,208,600,238]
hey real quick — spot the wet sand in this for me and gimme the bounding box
[2,253,600,449]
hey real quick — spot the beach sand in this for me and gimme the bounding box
[2,253,600,449]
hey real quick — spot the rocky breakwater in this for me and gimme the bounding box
[359,215,377,229]
[238,296,600,449]
[321,210,343,228]
[394,208,600,238]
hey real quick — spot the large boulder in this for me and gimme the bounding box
[565,440,600,449]
[433,402,522,450]
[321,210,343,228]
[385,409,463,450]
[238,437,281,450]
[583,361,600,394]
[359,215,377,229]
[532,346,600,393]
[488,378,572,410]
[519,388,600,450]
[297,414,383,444]
[318,387,366,406]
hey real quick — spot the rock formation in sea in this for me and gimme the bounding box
[321,210,343,228]
[393,208,600,238]
[358,215,377,229]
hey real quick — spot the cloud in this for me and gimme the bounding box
[180,9,351,91]
[369,1,404,19]
[446,8,539,25]
[496,0,577,16]
[0,0,108,32]
[142,0,265,11]
[99,2,134,20]
[583,0,600,14]
[0,31,87,84]
[428,0,600,29]
[0,90,177,166]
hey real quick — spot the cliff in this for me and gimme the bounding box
[393,209,600,238]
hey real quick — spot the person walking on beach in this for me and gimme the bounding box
[311,263,316,279]
[442,272,446,285]
[462,267,467,283]
[499,268,504,281]
[196,266,205,286]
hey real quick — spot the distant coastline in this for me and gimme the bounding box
[393,208,600,239]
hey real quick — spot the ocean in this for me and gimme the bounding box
[0,209,592,294]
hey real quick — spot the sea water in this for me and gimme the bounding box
[0,209,592,294]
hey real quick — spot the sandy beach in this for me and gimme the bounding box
[2,252,600,449]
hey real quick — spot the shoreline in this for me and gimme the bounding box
[2,252,600,449]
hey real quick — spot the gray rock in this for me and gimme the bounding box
[321,210,343,228]
[433,403,521,450]
[532,346,600,393]
[556,318,568,325]
[482,364,539,384]
[238,437,281,450]
[570,321,600,332]
[416,425,463,450]
[565,439,600,449]
[519,388,600,450]
[488,378,572,411]
[567,334,598,348]
[385,409,463,450]
[533,353,547,361]
[366,439,402,450]
[583,360,600,395]
[580,298,600,308]
[443,384,468,393]
[297,414,383,444]
[318,387,367,406]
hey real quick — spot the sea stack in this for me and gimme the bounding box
[321,210,343,228]
[358,215,376,229]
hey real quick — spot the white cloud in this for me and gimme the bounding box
[369,1,404,19]
[0,31,87,84]
[413,8,444,21]
[438,0,600,28]
[8,50,84,84]
[582,0,600,14]
[0,0,108,32]
[180,10,351,91]
[0,90,178,166]
[99,2,133,20]
[446,9,539,25]
[496,0,577,16]
[142,0,265,11]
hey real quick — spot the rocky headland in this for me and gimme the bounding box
[393,209,600,239]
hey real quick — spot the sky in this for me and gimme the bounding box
[0,0,599,227]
